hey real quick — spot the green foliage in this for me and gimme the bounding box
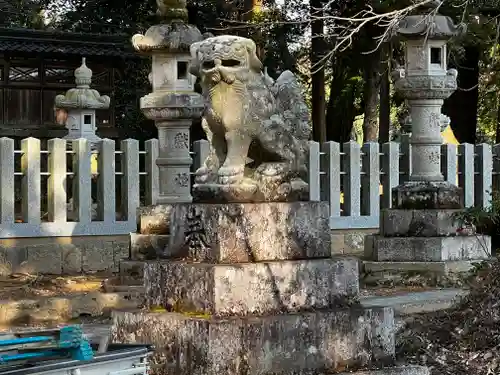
[454,192,500,236]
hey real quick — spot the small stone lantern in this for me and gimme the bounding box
[132,0,204,204]
[55,57,110,146]
[391,0,466,207]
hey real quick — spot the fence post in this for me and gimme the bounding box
[321,141,341,218]
[400,134,411,183]
[493,144,500,194]
[145,139,159,206]
[122,139,140,222]
[308,141,321,202]
[381,142,399,209]
[47,138,67,223]
[193,140,210,172]
[441,143,458,186]
[72,139,92,223]
[475,143,493,210]
[21,137,41,224]
[120,139,141,222]
[362,142,380,217]
[343,141,361,217]
[97,139,116,222]
[0,138,15,223]
[459,143,475,208]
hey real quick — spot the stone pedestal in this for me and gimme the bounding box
[368,209,491,262]
[113,201,406,375]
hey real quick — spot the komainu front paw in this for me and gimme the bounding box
[217,165,245,184]
[194,167,214,184]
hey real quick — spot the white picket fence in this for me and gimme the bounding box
[0,136,494,238]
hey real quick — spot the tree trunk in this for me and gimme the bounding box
[276,27,295,72]
[310,0,326,142]
[362,47,382,142]
[379,44,391,143]
[442,46,479,144]
[326,57,361,143]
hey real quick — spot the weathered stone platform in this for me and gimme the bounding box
[192,178,309,203]
[144,257,359,316]
[369,207,492,262]
[380,209,461,237]
[111,306,395,375]
[368,235,491,261]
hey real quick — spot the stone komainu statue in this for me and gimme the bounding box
[189,35,311,202]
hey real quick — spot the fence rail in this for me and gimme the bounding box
[0,136,495,238]
[0,137,159,238]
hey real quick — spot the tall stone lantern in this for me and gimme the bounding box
[55,57,110,146]
[390,1,466,206]
[365,2,492,274]
[132,0,204,204]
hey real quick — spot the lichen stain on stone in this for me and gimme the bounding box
[151,299,212,319]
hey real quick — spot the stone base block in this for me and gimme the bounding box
[337,366,429,375]
[130,234,171,260]
[392,181,463,209]
[137,205,174,235]
[380,209,462,237]
[111,307,395,375]
[144,257,359,316]
[363,260,478,276]
[368,235,490,262]
[168,202,331,263]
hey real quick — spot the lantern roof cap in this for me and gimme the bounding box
[394,1,466,40]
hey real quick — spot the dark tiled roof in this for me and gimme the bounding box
[0,27,138,57]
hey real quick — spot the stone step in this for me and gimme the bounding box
[366,235,491,262]
[1,323,113,345]
[362,260,478,286]
[112,306,395,375]
[338,367,429,375]
[120,260,146,280]
[144,257,359,316]
[360,288,467,316]
[130,233,171,260]
[102,276,145,293]
[0,291,143,326]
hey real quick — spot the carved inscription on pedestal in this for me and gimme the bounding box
[184,206,210,260]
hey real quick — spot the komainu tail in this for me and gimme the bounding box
[272,70,311,141]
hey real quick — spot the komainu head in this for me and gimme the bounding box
[189,35,262,86]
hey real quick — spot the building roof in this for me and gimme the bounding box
[0,27,138,57]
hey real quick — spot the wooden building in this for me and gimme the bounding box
[0,27,137,139]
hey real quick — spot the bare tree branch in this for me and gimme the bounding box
[211,0,444,74]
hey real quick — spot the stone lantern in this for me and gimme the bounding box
[365,1,492,275]
[131,0,204,204]
[55,57,110,146]
[390,0,466,203]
